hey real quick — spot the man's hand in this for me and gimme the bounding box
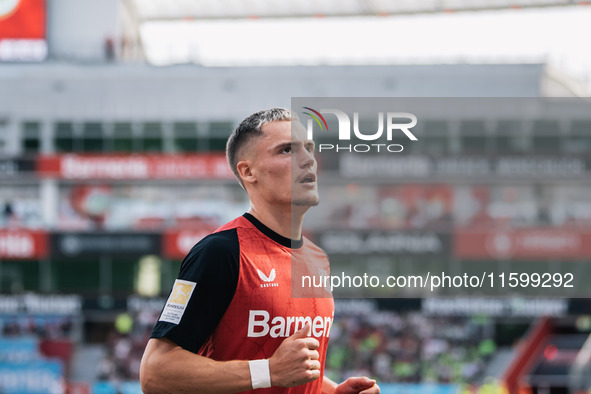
[269,323,321,387]
[334,377,380,394]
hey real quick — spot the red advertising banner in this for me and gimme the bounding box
[0,0,46,61]
[455,228,591,260]
[163,228,217,260]
[37,154,234,180]
[0,0,45,39]
[0,229,48,259]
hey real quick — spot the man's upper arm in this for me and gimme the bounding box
[151,229,240,353]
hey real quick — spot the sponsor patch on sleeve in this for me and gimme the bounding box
[159,279,197,324]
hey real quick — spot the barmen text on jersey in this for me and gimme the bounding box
[247,310,333,338]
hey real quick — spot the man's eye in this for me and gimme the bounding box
[281,147,292,154]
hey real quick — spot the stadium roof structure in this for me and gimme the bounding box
[118,0,590,94]
[127,0,584,20]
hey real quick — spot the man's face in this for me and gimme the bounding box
[243,119,319,208]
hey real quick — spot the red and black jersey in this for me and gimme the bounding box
[152,213,334,394]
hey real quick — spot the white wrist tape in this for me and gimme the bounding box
[249,359,271,389]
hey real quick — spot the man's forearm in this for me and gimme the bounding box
[140,338,253,394]
[142,323,323,393]
[322,376,338,394]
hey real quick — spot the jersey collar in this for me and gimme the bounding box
[243,213,304,249]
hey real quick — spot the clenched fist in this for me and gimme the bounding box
[269,323,321,387]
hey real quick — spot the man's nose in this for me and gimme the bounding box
[299,148,315,168]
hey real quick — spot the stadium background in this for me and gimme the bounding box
[1,0,591,393]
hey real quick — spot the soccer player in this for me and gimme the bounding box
[140,108,379,394]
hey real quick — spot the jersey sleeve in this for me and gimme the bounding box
[151,228,240,353]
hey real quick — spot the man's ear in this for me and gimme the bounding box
[236,160,256,186]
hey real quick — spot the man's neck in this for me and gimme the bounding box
[247,205,306,241]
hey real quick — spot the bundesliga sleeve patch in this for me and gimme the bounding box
[159,279,197,324]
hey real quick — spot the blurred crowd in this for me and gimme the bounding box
[95,308,497,385]
[325,311,496,385]
[0,307,497,386]
[0,315,74,340]
[97,310,159,382]
[4,182,591,231]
